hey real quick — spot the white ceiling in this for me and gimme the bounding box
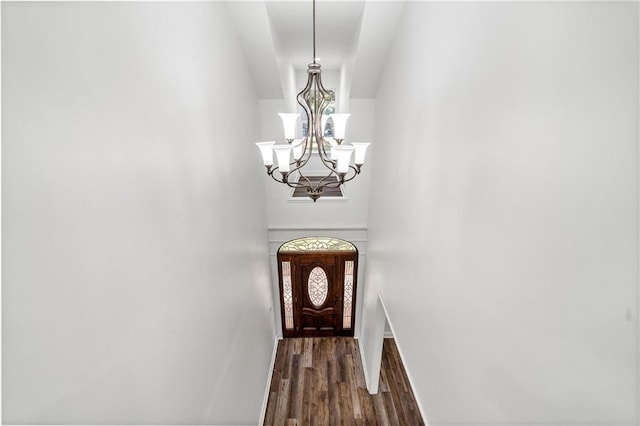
[226,1,406,101]
[266,1,365,70]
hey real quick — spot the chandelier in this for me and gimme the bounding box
[255,0,370,202]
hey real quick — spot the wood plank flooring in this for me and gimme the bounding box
[263,337,424,425]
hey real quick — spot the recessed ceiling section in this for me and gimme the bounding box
[350,1,406,98]
[226,1,283,98]
[228,1,406,99]
[265,1,365,71]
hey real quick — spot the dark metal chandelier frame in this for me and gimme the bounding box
[256,0,369,202]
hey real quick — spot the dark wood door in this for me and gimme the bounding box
[298,254,339,337]
[278,251,357,338]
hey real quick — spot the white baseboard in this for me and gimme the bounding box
[258,337,280,426]
[389,331,428,425]
[377,298,429,426]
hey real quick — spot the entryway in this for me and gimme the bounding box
[277,237,358,338]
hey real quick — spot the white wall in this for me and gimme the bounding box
[2,3,274,424]
[259,98,374,229]
[362,2,639,425]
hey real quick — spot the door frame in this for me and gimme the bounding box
[277,237,359,338]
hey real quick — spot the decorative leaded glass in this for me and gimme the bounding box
[282,261,294,330]
[280,237,356,252]
[308,266,329,307]
[343,261,354,329]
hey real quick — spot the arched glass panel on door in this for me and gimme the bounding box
[308,266,329,306]
[279,236,356,252]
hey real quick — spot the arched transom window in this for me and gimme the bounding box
[279,236,356,252]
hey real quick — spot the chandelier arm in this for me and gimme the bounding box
[287,147,314,176]
[298,136,310,161]
[296,77,314,127]
[295,170,315,189]
[266,166,300,187]
[323,173,353,188]
[320,181,343,189]
[314,80,332,136]
[312,132,338,170]
[280,142,322,190]
[268,170,287,185]
[340,165,361,184]
[297,136,314,167]
[316,169,343,187]
[292,150,340,193]
[314,165,359,189]
[268,169,315,190]
[316,138,335,166]
[297,78,314,105]
[281,169,311,189]
[266,166,285,182]
[316,150,338,171]
[285,181,312,190]
[287,181,314,190]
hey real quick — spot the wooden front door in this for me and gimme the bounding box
[277,239,358,338]
[298,254,338,336]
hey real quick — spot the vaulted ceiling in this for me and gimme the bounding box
[226,1,406,104]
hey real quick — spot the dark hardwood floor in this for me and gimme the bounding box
[263,337,424,425]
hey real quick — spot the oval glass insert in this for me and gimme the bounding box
[308,266,329,307]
